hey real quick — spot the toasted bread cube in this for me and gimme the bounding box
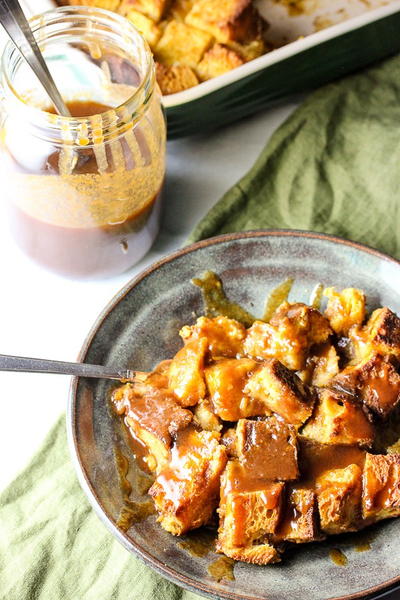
[168,337,207,406]
[227,38,265,61]
[119,0,170,20]
[244,303,331,371]
[112,382,192,473]
[155,20,212,69]
[351,307,400,362]
[185,0,263,44]
[217,461,283,564]
[311,344,340,386]
[193,398,222,432]
[276,488,320,543]
[269,301,332,346]
[324,287,366,335]
[244,359,314,427]
[169,0,195,20]
[180,315,246,358]
[221,427,238,457]
[362,453,400,521]
[69,0,120,9]
[149,427,227,535]
[221,544,280,564]
[126,10,161,48]
[298,343,339,386]
[310,343,340,387]
[205,358,266,420]
[197,43,244,80]
[301,389,374,447]
[236,417,299,481]
[155,62,199,94]
[316,464,362,534]
[333,353,400,418]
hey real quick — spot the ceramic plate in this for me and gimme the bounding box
[68,230,400,600]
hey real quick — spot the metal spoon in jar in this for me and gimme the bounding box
[0,354,138,381]
[0,0,70,116]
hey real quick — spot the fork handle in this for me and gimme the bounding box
[0,0,70,116]
[0,353,135,381]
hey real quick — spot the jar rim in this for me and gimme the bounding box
[0,6,155,139]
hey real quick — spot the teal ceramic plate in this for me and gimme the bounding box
[163,2,400,138]
[68,231,400,600]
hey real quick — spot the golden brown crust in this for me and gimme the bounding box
[316,464,362,534]
[365,308,400,357]
[219,543,280,565]
[185,0,263,44]
[155,20,213,69]
[275,488,321,543]
[180,315,246,358]
[169,0,196,21]
[125,10,162,47]
[244,302,331,371]
[301,389,374,447]
[119,0,170,21]
[69,0,120,8]
[168,337,207,406]
[217,461,283,563]
[333,353,400,418]
[155,62,199,94]
[362,453,400,521]
[324,287,366,336]
[197,44,244,80]
[244,359,314,427]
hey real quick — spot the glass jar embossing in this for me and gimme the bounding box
[0,7,166,278]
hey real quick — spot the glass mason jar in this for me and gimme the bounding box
[0,7,166,279]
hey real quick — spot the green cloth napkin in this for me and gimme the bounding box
[189,54,400,256]
[2,53,400,600]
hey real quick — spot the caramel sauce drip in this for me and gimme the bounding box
[224,461,283,502]
[330,548,348,566]
[124,423,153,475]
[207,556,235,582]
[155,427,210,509]
[178,529,216,557]
[192,271,255,327]
[355,540,372,552]
[116,500,156,532]
[114,448,156,532]
[263,278,293,321]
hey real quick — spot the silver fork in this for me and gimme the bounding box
[0,354,137,381]
[0,0,70,116]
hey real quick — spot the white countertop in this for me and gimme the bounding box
[0,100,299,491]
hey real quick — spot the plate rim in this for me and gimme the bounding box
[67,229,400,600]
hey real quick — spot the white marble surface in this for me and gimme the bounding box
[0,100,299,491]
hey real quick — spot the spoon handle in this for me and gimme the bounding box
[0,353,136,381]
[0,0,70,116]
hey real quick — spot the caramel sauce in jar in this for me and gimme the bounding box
[0,8,166,279]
